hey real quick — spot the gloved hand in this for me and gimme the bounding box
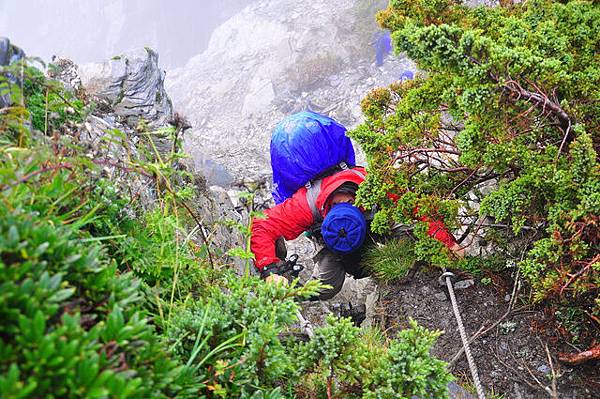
[261,260,289,285]
[261,255,303,285]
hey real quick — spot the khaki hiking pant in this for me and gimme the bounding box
[275,237,370,300]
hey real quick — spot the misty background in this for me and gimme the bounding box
[0,0,253,69]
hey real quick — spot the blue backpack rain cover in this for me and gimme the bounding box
[270,111,355,204]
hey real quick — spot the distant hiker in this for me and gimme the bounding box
[251,111,463,300]
[373,31,392,67]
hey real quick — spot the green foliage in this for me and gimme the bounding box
[362,239,417,282]
[293,317,452,398]
[0,65,214,397]
[352,0,600,343]
[101,205,210,295]
[22,65,85,132]
[296,316,371,392]
[365,319,452,399]
[554,305,587,344]
[167,275,321,397]
[412,222,453,268]
[0,188,197,398]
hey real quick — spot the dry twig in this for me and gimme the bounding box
[543,342,559,399]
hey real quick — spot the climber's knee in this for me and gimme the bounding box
[313,249,346,300]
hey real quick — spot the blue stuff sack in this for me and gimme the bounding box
[270,111,355,204]
[321,203,367,254]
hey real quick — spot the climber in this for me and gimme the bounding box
[373,30,392,67]
[251,111,463,300]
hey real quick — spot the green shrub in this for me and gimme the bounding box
[0,206,198,398]
[0,64,204,397]
[351,0,599,342]
[295,316,372,396]
[22,65,85,133]
[94,204,211,296]
[167,275,320,398]
[366,319,452,399]
[293,316,452,398]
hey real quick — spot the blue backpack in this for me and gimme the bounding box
[270,111,356,204]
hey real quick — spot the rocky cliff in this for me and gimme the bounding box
[166,0,414,185]
[0,38,26,108]
[49,49,246,271]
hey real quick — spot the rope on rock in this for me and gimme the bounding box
[440,271,486,399]
[296,310,314,338]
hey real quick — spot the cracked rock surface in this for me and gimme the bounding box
[78,47,173,128]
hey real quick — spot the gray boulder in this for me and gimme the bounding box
[48,57,82,93]
[0,37,26,108]
[78,47,172,128]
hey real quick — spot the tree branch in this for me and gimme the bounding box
[493,75,574,154]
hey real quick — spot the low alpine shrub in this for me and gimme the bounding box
[0,204,198,398]
[351,0,600,344]
[293,316,453,398]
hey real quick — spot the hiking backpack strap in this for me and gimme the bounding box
[349,168,365,180]
[306,179,323,223]
[305,162,350,189]
[305,166,366,224]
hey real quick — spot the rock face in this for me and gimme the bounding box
[0,37,25,66]
[53,53,245,274]
[166,0,414,185]
[80,111,245,272]
[0,37,26,108]
[78,48,173,128]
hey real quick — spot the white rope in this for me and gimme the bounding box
[441,271,486,399]
[296,310,314,338]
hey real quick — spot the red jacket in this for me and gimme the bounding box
[251,167,456,270]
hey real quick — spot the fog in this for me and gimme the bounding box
[0,0,253,68]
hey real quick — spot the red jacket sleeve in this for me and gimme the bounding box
[419,215,457,248]
[388,195,457,248]
[251,189,314,270]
